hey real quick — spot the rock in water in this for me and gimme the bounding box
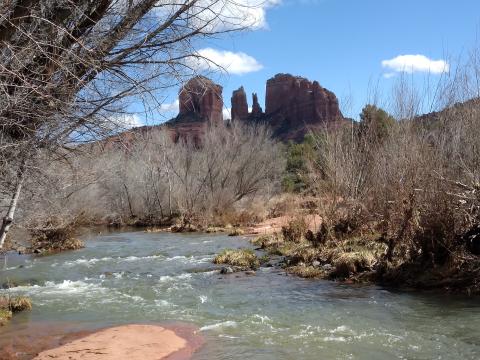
[220,266,234,274]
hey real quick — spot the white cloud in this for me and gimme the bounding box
[193,0,281,31]
[191,48,263,75]
[156,0,280,32]
[160,99,179,113]
[382,55,449,75]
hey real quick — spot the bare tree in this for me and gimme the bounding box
[0,0,263,247]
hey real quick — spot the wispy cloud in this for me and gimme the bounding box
[160,99,179,113]
[156,0,280,32]
[382,55,449,76]
[191,48,263,75]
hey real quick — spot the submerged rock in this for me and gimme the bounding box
[220,266,234,274]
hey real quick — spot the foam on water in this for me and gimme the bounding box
[199,321,238,331]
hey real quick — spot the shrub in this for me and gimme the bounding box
[330,251,377,278]
[8,296,32,313]
[281,217,308,243]
[0,296,32,326]
[250,234,281,248]
[28,216,84,253]
[0,309,12,326]
[287,265,323,279]
[228,228,245,236]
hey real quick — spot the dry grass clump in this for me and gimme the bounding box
[213,248,260,270]
[251,234,283,248]
[281,217,308,243]
[329,250,377,278]
[287,265,324,279]
[205,226,226,233]
[228,228,245,236]
[0,309,12,326]
[8,296,32,313]
[0,296,32,326]
[28,216,84,254]
[288,245,321,265]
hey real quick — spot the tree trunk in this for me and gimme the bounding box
[0,168,25,249]
[123,183,135,218]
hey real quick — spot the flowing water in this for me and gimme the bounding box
[1,230,480,359]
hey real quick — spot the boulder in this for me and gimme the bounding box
[220,266,234,274]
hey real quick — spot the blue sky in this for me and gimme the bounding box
[130,0,480,126]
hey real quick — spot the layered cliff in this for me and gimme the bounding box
[161,73,345,142]
[231,73,344,141]
[167,76,224,142]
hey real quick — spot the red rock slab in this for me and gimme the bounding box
[33,324,191,360]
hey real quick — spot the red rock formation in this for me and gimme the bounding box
[262,73,343,140]
[231,86,248,121]
[265,73,342,124]
[168,76,224,143]
[251,93,263,117]
[178,76,223,125]
[168,73,344,143]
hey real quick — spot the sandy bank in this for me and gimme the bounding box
[33,324,194,360]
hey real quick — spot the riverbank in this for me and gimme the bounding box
[4,211,479,295]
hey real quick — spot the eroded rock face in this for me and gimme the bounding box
[229,73,344,141]
[167,76,224,144]
[178,76,223,125]
[231,86,248,121]
[265,73,342,127]
[168,73,344,143]
[251,93,263,117]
